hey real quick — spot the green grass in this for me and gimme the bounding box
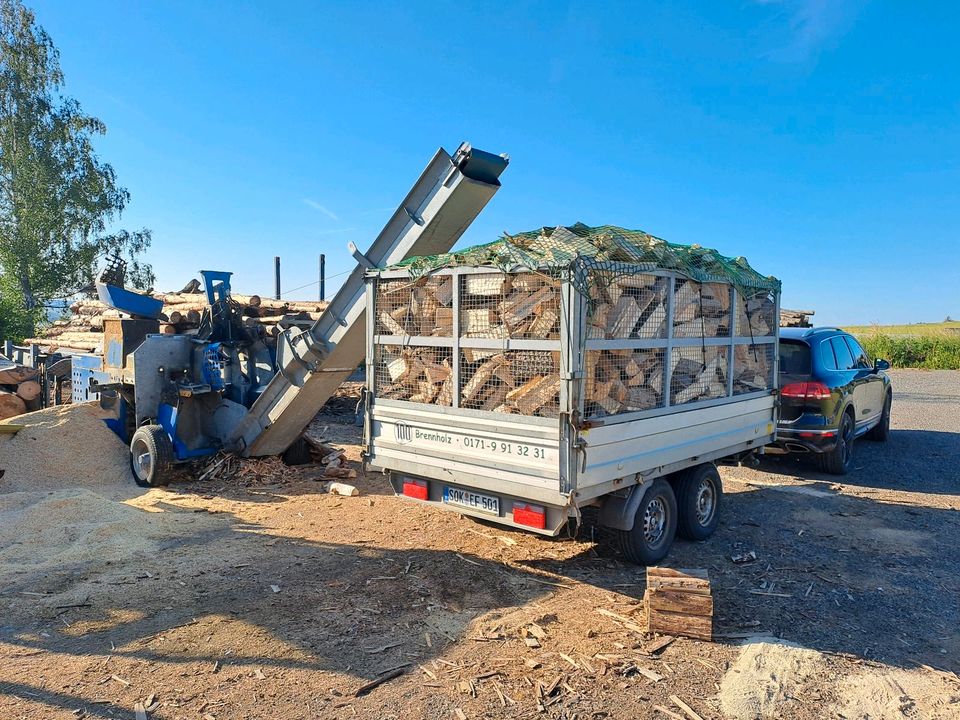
[842,323,960,369]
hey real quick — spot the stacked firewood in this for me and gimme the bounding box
[375,275,454,336]
[26,288,327,354]
[0,360,42,420]
[459,273,561,339]
[644,567,713,642]
[377,347,562,418]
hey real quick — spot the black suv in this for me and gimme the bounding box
[772,327,892,474]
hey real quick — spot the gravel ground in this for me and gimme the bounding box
[0,369,957,719]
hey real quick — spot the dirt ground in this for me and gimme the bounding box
[1,370,958,719]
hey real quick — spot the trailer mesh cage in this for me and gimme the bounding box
[370,224,779,421]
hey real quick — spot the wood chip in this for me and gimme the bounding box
[134,702,147,720]
[670,695,705,720]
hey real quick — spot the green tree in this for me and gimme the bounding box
[0,0,153,341]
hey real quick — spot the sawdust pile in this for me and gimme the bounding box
[719,637,828,719]
[0,402,130,491]
[0,488,177,574]
[834,668,960,720]
[0,403,209,580]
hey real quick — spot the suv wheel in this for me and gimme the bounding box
[867,392,892,442]
[820,411,854,475]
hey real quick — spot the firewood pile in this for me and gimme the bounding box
[26,287,328,354]
[371,265,776,418]
[373,271,564,418]
[0,359,42,420]
[644,567,713,642]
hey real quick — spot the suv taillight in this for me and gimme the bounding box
[781,381,831,401]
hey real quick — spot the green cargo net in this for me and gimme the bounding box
[386,223,780,299]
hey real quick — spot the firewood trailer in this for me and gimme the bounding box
[363,225,780,563]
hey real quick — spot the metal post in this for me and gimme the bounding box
[274,256,281,300]
[319,254,326,301]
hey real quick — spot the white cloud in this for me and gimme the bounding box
[303,199,340,222]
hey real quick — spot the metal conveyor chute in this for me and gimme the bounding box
[228,142,509,456]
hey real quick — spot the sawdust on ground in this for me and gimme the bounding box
[0,402,219,582]
[0,402,130,491]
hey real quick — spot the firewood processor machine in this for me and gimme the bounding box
[80,143,509,486]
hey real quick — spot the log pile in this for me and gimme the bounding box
[0,360,42,420]
[25,287,328,354]
[644,567,713,642]
[588,275,668,339]
[780,308,815,328]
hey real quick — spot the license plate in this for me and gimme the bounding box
[443,487,500,516]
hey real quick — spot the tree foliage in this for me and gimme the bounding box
[0,0,153,340]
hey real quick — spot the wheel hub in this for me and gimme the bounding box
[695,479,715,524]
[643,497,667,545]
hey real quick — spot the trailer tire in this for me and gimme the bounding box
[674,464,722,541]
[130,425,174,488]
[615,479,677,566]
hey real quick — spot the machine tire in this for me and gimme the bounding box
[866,392,892,442]
[130,425,174,487]
[819,410,855,475]
[614,479,677,566]
[674,464,723,541]
[281,437,313,466]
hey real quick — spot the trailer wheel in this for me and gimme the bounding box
[674,463,723,541]
[130,425,174,488]
[615,479,677,565]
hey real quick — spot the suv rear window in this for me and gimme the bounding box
[779,340,810,375]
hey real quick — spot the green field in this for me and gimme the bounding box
[842,321,960,336]
[841,322,960,369]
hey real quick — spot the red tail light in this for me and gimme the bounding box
[781,381,831,401]
[513,503,546,529]
[402,479,428,501]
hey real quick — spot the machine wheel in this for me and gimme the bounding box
[614,479,677,566]
[281,437,313,466]
[674,464,723,541]
[819,410,855,475]
[867,392,892,442]
[130,425,174,487]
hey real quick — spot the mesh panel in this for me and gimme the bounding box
[587,273,667,339]
[736,290,776,338]
[585,349,666,417]
[391,223,780,303]
[459,349,560,417]
[669,346,730,405]
[374,344,454,405]
[460,272,561,339]
[375,275,454,337]
[733,343,775,395]
[672,280,732,338]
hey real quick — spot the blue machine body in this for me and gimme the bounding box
[95,282,164,319]
[157,402,219,461]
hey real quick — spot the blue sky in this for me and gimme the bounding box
[31,0,959,324]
